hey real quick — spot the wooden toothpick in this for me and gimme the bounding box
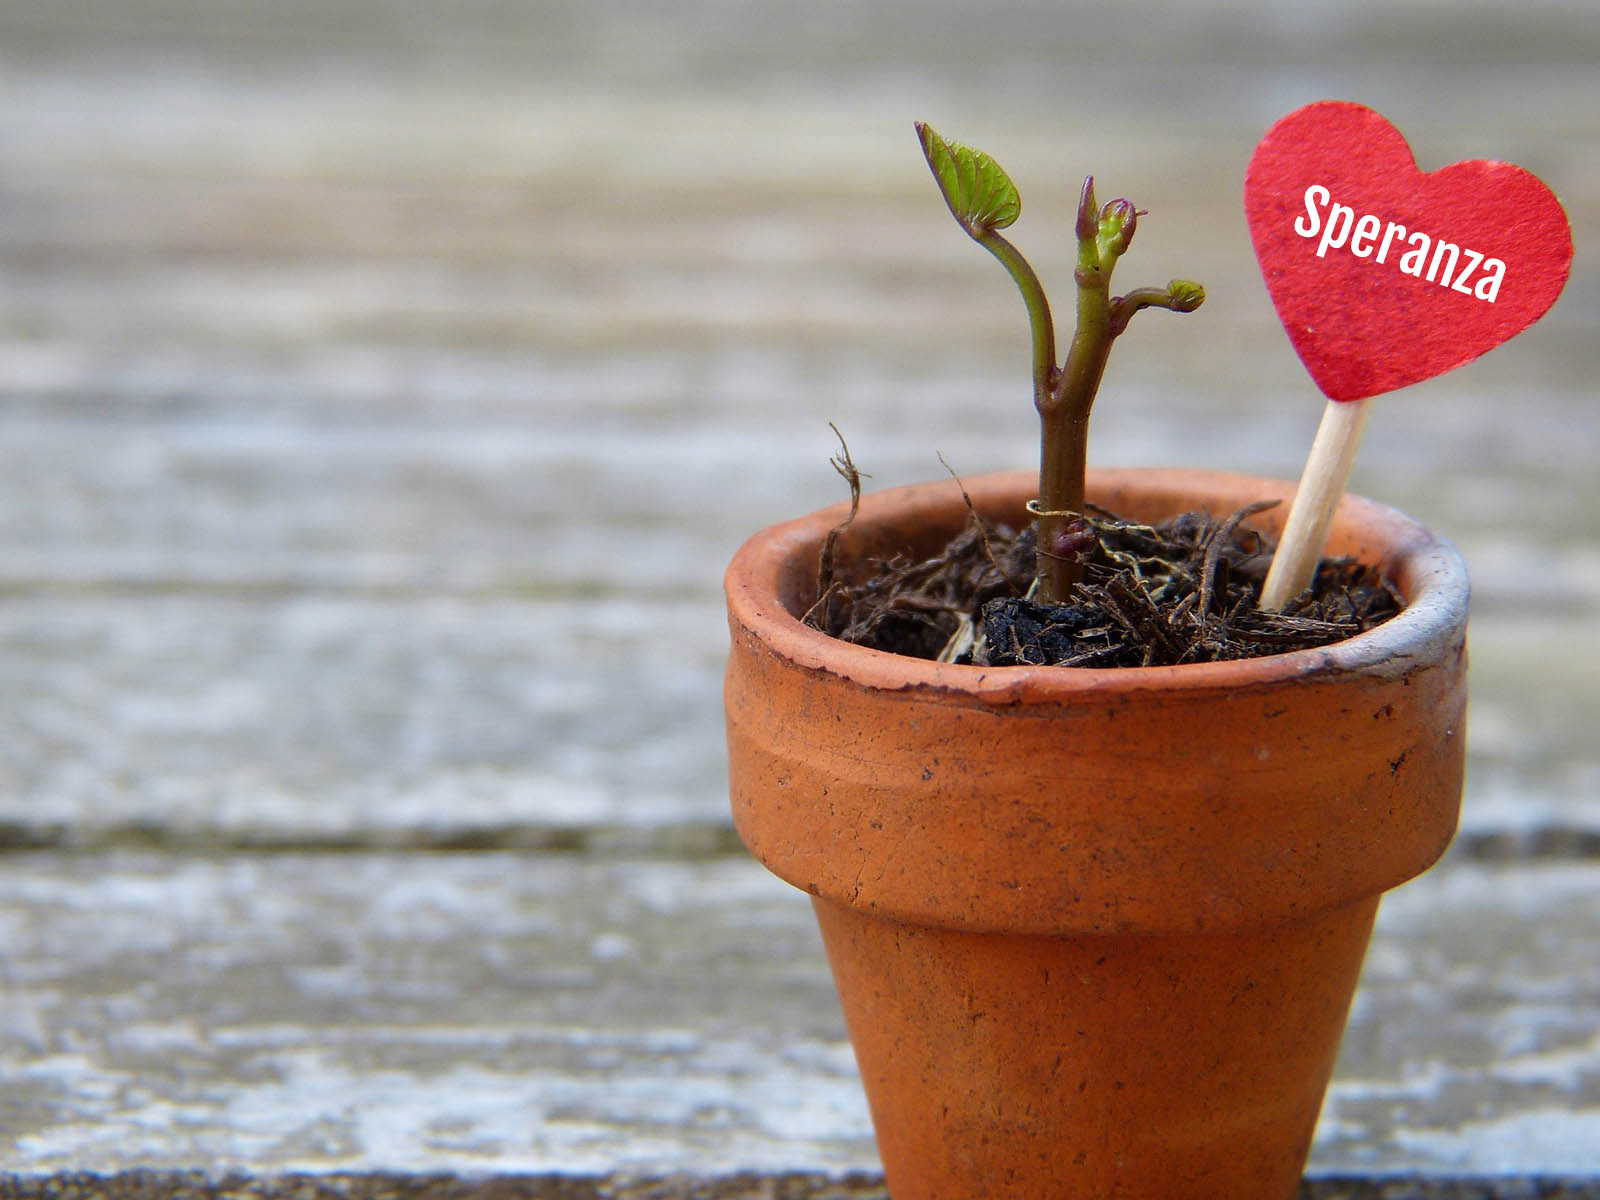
[1259,397,1374,611]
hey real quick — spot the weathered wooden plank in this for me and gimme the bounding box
[3,1173,1600,1200]
[0,364,1596,603]
[0,594,732,848]
[0,853,868,1175]
[0,593,1595,848]
[0,853,1595,1176]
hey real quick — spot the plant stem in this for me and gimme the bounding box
[1035,406,1091,593]
[1032,181,1116,602]
[973,229,1056,413]
[972,226,1083,600]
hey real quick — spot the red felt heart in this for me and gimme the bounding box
[1245,101,1573,403]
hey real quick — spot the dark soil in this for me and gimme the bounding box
[804,490,1402,669]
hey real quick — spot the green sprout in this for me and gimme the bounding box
[916,122,1205,603]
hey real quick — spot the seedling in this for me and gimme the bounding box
[916,122,1204,603]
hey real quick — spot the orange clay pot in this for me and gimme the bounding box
[724,468,1468,1200]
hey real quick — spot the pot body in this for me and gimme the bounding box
[724,469,1468,1200]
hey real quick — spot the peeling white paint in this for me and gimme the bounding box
[1388,1109,1600,1174]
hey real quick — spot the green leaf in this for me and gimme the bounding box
[916,122,1021,236]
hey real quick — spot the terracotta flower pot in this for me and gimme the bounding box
[724,468,1468,1200]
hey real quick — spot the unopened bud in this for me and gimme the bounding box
[1097,198,1138,260]
[1166,279,1206,311]
[1075,176,1099,243]
[1047,519,1097,563]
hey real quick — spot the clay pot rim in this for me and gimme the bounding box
[726,466,1469,704]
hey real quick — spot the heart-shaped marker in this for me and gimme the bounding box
[1246,101,1572,403]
